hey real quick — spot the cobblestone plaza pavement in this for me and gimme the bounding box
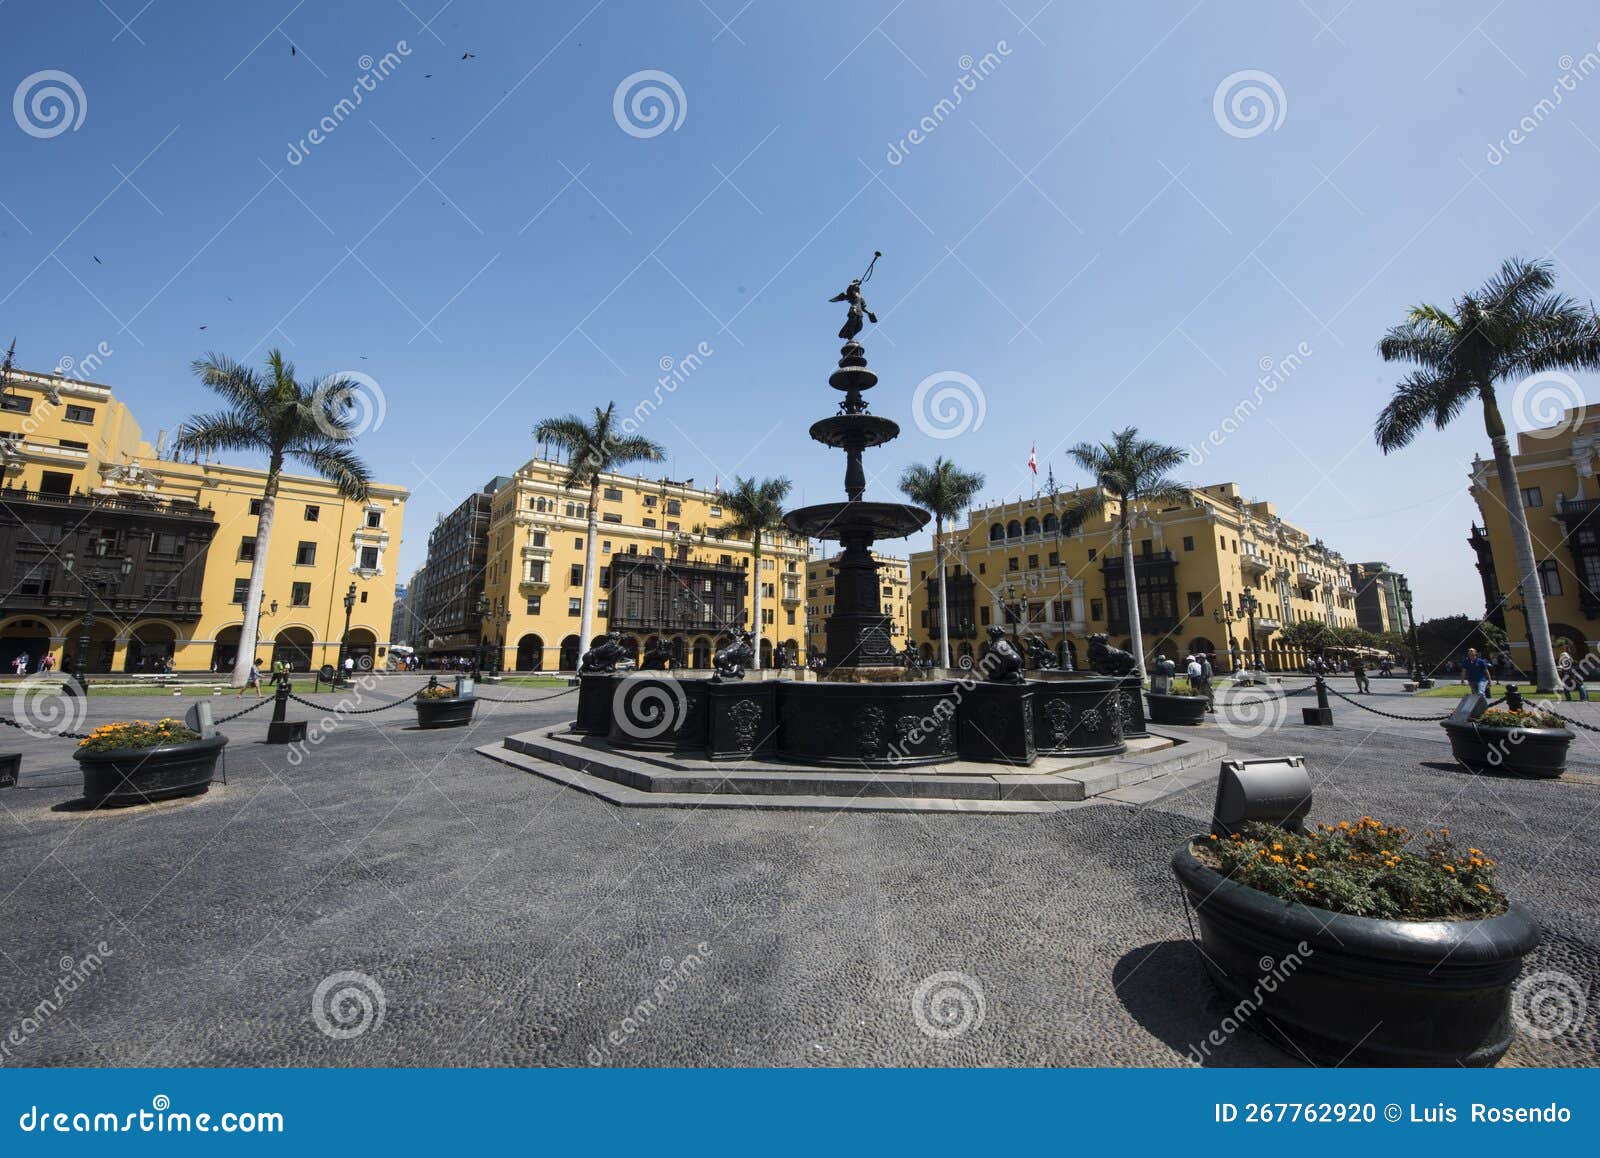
[2,675,1596,1067]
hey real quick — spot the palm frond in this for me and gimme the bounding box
[170,408,269,457]
[1373,370,1470,453]
[898,456,985,520]
[288,438,373,501]
[1480,256,1555,316]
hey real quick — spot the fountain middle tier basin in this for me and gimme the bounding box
[808,414,900,449]
[783,500,929,541]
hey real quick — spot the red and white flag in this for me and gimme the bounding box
[1027,444,1038,475]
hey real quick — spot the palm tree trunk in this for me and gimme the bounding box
[935,514,951,670]
[1485,396,1557,690]
[233,464,280,687]
[577,479,601,662]
[750,536,763,670]
[1121,509,1146,676]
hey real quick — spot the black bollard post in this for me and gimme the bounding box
[1302,674,1334,726]
[1504,684,1524,711]
[266,669,307,744]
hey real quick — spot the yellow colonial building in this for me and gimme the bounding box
[1467,406,1600,672]
[0,365,407,674]
[477,457,808,671]
[804,549,910,662]
[907,482,1362,672]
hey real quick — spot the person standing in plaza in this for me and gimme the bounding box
[1462,647,1491,698]
[1559,645,1589,702]
[1198,652,1216,712]
[1351,654,1370,694]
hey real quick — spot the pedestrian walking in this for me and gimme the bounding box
[241,657,264,697]
[1352,655,1370,694]
[1198,652,1216,712]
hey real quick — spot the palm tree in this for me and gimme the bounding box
[174,351,372,686]
[534,403,665,662]
[717,476,793,669]
[1375,257,1600,691]
[899,457,985,669]
[1066,428,1189,675]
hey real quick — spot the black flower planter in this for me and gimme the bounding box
[1146,692,1207,727]
[1172,841,1539,1066]
[73,734,227,808]
[1441,721,1572,778]
[415,695,477,729]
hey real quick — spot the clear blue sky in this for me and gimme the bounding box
[5,0,1599,618]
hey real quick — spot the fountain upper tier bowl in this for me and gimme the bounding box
[783,500,929,541]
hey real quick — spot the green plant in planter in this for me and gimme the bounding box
[1196,817,1505,920]
[78,718,202,753]
[417,685,458,701]
[1478,707,1562,728]
[1167,677,1206,697]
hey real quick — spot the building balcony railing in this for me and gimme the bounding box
[1557,497,1600,520]
[0,485,214,521]
[519,576,550,594]
[1254,617,1282,634]
[1241,548,1270,575]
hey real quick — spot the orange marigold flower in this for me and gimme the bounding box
[1270,855,1284,864]
[1442,864,1455,873]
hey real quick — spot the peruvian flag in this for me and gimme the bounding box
[1027,444,1038,475]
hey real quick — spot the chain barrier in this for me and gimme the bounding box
[286,687,424,714]
[1541,707,1600,733]
[473,687,578,703]
[0,715,92,740]
[1319,685,1506,722]
[212,696,274,724]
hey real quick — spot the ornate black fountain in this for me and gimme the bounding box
[568,256,1132,770]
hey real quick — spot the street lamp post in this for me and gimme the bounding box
[336,582,357,683]
[61,542,133,693]
[1403,588,1431,688]
[1212,600,1239,673]
[1238,590,1261,671]
[474,592,491,680]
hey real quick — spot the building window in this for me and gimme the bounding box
[666,499,681,516]
[1539,559,1563,596]
[1186,591,1205,616]
[1027,554,1038,569]
[64,404,95,423]
[295,541,317,566]
[291,582,311,606]
[250,498,263,516]
[643,517,657,528]
[597,599,609,615]
[1048,551,1059,566]
[305,505,320,521]
[603,486,623,501]
[667,521,679,532]
[568,598,582,616]
[786,609,796,625]
[365,509,383,528]
[532,531,547,547]
[359,546,379,570]
[0,393,29,413]
[979,606,992,625]
[1182,535,1195,552]
[570,564,583,585]
[526,596,542,614]
[232,579,251,604]
[1008,557,1019,572]
[1521,486,1543,509]
[1091,598,1104,620]
[39,471,72,496]
[238,536,257,562]
[1087,548,1097,562]
[1219,534,1226,551]
[709,506,722,518]
[574,537,583,550]
[602,512,623,523]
